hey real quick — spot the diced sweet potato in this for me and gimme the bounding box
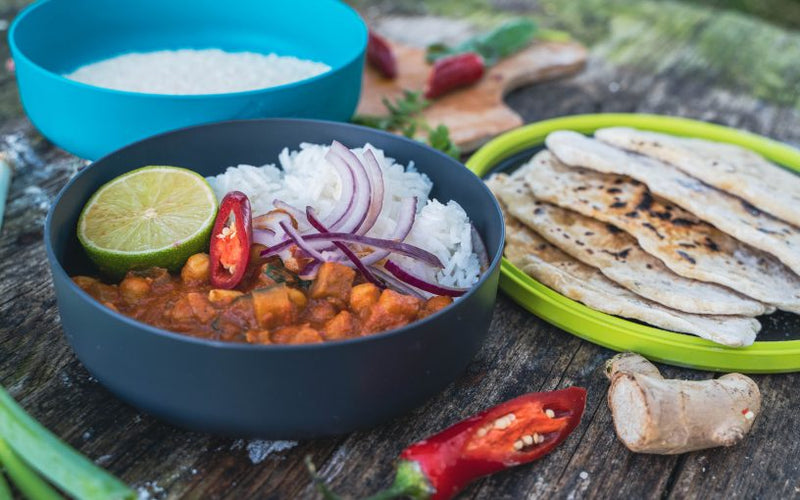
[252,284,297,329]
[419,295,453,319]
[349,283,381,317]
[271,324,323,344]
[378,289,422,316]
[323,311,356,341]
[309,262,356,305]
[362,289,422,334]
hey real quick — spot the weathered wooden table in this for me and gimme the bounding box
[2,1,800,498]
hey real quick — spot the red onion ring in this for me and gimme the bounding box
[272,199,306,224]
[360,196,417,265]
[322,148,356,227]
[471,223,489,272]
[384,260,468,297]
[306,207,383,286]
[356,148,385,236]
[279,220,327,261]
[329,141,371,233]
[370,266,426,299]
[260,230,440,267]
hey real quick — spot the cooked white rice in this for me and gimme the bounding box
[64,49,330,95]
[206,143,480,289]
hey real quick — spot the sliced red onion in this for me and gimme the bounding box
[361,196,417,265]
[471,223,489,272]
[306,232,441,267]
[306,207,383,286]
[322,148,356,227]
[259,238,293,258]
[356,148,385,236]
[253,228,277,246]
[370,266,426,299]
[384,260,467,297]
[329,141,371,233]
[298,260,321,281]
[272,199,306,223]
[279,220,326,261]
[259,229,440,267]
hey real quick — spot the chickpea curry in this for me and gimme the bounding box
[73,251,453,345]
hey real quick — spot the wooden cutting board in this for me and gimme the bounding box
[358,39,588,152]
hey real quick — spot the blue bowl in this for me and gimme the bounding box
[9,0,367,160]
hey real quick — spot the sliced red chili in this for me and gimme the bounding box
[397,386,586,499]
[367,30,398,79]
[209,191,252,289]
[424,52,485,99]
[307,387,587,500]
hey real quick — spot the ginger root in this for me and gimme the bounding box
[604,352,761,454]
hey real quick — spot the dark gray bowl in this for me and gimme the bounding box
[45,119,504,438]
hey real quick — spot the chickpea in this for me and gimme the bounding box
[119,276,151,303]
[181,253,210,284]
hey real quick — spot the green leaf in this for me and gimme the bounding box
[425,19,538,65]
[350,90,460,159]
[0,387,135,500]
[427,125,461,159]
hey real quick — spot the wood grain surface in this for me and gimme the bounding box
[1,2,800,499]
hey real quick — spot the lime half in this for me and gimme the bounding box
[77,165,218,278]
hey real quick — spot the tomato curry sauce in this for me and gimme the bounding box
[73,252,452,345]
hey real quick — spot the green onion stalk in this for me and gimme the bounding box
[0,386,135,499]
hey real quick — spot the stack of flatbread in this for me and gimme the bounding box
[487,127,800,347]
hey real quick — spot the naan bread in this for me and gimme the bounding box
[487,175,761,347]
[595,127,800,227]
[546,131,800,276]
[523,151,800,313]
[491,172,768,316]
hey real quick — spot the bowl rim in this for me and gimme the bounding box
[9,0,367,100]
[45,117,506,351]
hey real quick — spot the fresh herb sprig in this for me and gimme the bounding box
[353,90,461,159]
[426,19,538,66]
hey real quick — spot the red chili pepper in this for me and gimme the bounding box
[209,191,252,289]
[307,387,587,500]
[367,30,397,79]
[424,52,485,99]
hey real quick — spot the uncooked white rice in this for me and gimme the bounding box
[64,49,330,95]
[206,143,480,290]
